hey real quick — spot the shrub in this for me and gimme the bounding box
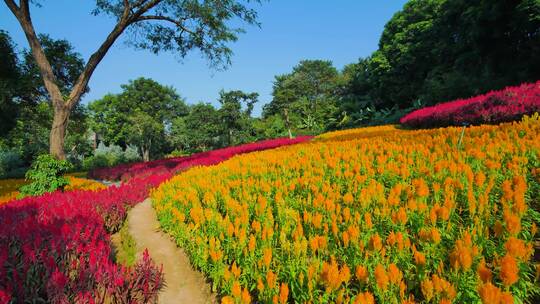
[0,150,25,178]
[83,144,142,171]
[400,81,540,128]
[19,154,72,197]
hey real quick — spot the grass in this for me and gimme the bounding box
[113,219,137,267]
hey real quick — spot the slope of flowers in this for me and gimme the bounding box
[0,137,310,303]
[0,174,168,303]
[89,136,313,181]
[400,81,540,128]
[152,117,540,303]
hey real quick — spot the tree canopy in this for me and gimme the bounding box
[346,0,540,110]
[263,60,340,135]
[89,77,188,161]
[3,0,263,159]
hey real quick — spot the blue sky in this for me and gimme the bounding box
[1,1,408,116]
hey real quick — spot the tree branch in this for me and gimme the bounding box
[66,1,163,108]
[4,0,65,107]
[131,0,161,19]
[3,0,20,15]
[135,15,196,35]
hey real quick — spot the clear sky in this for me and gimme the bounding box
[1,1,408,116]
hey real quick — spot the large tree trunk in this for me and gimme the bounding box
[50,103,70,160]
[4,0,135,159]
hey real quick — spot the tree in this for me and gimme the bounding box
[359,0,540,109]
[218,90,258,146]
[3,0,261,159]
[89,77,188,161]
[264,60,339,135]
[170,103,220,152]
[0,30,20,137]
[1,33,90,163]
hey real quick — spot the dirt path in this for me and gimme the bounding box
[128,199,216,304]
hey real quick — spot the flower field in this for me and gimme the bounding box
[152,116,540,303]
[400,81,540,128]
[0,176,106,205]
[0,137,310,303]
[88,136,312,181]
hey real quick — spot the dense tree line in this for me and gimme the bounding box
[336,0,539,125]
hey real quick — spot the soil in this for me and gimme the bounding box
[127,199,216,304]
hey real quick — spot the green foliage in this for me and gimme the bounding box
[218,90,259,146]
[1,32,91,165]
[82,143,141,170]
[342,0,540,111]
[0,150,25,178]
[263,60,340,135]
[170,102,221,152]
[89,77,189,161]
[114,220,137,267]
[93,0,261,70]
[0,30,21,137]
[19,154,72,197]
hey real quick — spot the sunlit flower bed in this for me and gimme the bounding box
[0,174,168,303]
[0,137,310,303]
[89,136,313,181]
[152,117,540,303]
[400,81,540,128]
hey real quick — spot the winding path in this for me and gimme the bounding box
[128,199,216,304]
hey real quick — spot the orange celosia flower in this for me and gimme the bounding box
[266,270,277,288]
[279,283,289,304]
[232,281,242,298]
[241,288,251,304]
[504,236,528,260]
[355,265,368,283]
[257,278,264,293]
[262,247,272,267]
[369,234,383,252]
[500,254,519,287]
[374,264,389,290]
[353,291,375,304]
[500,291,514,304]
[221,296,235,304]
[421,278,434,301]
[248,234,256,252]
[478,282,501,304]
[321,260,341,291]
[449,240,473,271]
[503,211,521,235]
[231,262,241,278]
[477,259,492,283]
[414,250,426,266]
[388,263,402,285]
